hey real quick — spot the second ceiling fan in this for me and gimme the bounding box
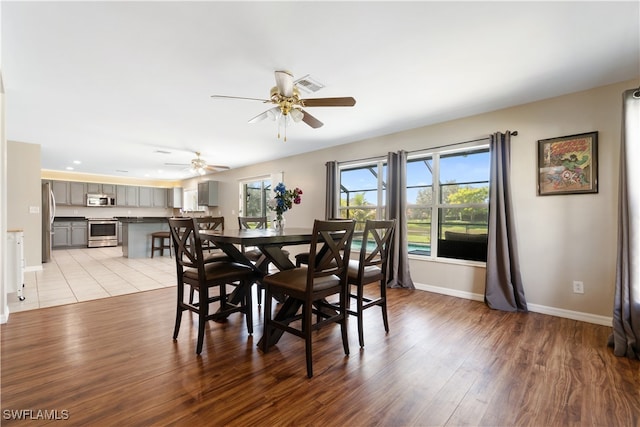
[211,70,356,141]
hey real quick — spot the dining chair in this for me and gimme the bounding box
[345,219,396,348]
[261,219,355,378]
[168,217,257,355]
[187,216,230,303]
[294,217,341,267]
[237,216,269,262]
[237,216,290,305]
[197,216,225,252]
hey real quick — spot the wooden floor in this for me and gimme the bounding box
[1,287,638,426]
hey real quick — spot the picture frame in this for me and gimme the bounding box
[537,131,598,196]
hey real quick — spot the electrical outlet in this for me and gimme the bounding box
[573,280,584,294]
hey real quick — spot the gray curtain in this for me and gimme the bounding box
[386,151,415,289]
[325,161,339,219]
[608,88,640,359]
[485,131,527,312]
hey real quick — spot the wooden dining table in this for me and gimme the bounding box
[200,227,320,348]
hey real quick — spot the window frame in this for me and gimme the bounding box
[407,142,490,264]
[338,158,387,230]
[238,176,271,218]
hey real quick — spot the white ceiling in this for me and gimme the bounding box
[2,1,639,181]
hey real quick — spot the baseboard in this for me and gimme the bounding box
[1,306,9,324]
[25,265,43,273]
[413,282,613,327]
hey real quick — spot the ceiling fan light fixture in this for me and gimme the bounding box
[290,108,304,123]
[267,108,280,121]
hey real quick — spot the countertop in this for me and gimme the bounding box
[54,216,87,222]
[117,217,169,224]
[53,216,171,223]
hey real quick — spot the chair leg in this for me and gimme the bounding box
[304,303,314,378]
[341,292,350,356]
[244,280,253,335]
[381,280,389,333]
[262,287,273,353]
[173,310,182,340]
[196,286,208,354]
[173,282,185,340]
[256,282,263,305]
[151,237,156,258]
[357,284,365,348]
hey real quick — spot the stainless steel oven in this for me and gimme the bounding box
[87,219,118,248]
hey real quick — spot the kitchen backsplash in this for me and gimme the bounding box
[55,206,174,218]
[55,206,220,218]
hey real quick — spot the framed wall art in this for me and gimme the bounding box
[537,131,598,196]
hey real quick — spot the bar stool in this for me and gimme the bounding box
[151,231,172,258]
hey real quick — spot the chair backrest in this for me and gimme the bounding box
[306,219,355,293]
[357,219,396,282]
[197,216,224,232]
[238,216,268,229]
[168,218,206,278]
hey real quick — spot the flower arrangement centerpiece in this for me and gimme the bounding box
[267,182,302,230]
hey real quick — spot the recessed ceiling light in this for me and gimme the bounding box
[73,160,81,164]
[65,166,74,170]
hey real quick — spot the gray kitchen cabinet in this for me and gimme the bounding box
[116,185,139,207]
[102,184,116,195]
[197,181,219,206]
[167,187,183,208]
[86,183,102,194]
[69,182,86,206]
[138,187,153,207]
[87,183,115,194]
[118,222,123,245]
[51,181,85,206]
[53,220,88,248]
[152,187,167,208]
[52,222,71,247]
[71,221,88,246]
[52,181,69,205]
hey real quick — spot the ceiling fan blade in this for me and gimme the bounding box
[301,97,357,107]
[211,95,269,102]
[206,165,230,171]
[274,70,294,97]
[301,109,324,129]
[165,163,190,166]
[248,107,280,123]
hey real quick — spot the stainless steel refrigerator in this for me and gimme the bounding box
[42,182,56,263]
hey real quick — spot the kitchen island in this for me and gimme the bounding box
[119,217,170,258]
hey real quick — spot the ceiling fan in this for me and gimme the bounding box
[165,152,230,176]
[211,70,356,141]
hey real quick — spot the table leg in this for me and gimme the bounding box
[257,296,303,349]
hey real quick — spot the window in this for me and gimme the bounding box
[407,145,490,262]
[339,160,387,232]
[239,178,271,217]
[182,189,205,212]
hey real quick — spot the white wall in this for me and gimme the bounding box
[7,141,42,268]
[205,79,638,321]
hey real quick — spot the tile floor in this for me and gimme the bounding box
[8,246,176,313]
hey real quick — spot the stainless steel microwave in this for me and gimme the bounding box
[86,194,116,207]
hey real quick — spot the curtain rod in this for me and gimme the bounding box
[337,131,519,166]
[408,131,518,154]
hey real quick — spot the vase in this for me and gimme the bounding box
[273,215,286,232]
